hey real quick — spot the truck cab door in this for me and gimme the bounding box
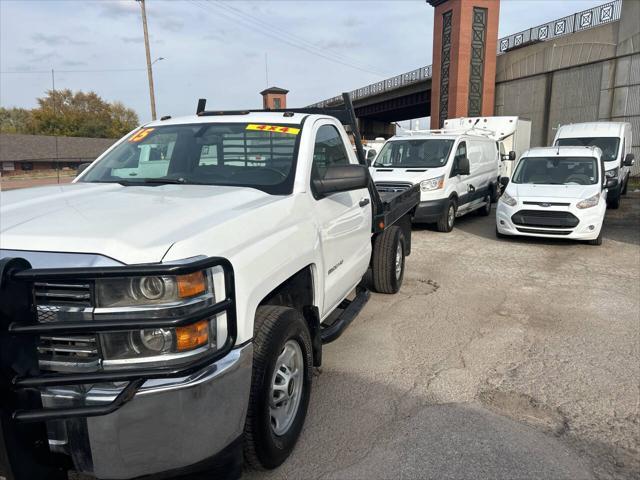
[310,122,372,318]
[450,141,472,206]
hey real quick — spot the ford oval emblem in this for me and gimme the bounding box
[540,203,551,207]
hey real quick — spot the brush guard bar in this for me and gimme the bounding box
[0,256,237,424]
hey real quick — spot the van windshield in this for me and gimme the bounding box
[372,139,454,168]
[555,137,619,162]
[79,123,301,194]
[512,157,599,185]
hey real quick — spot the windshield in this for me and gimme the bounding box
[555,137,620,162]
[372,139,454,168]
[512,156,599,185]
[80,123,301,194]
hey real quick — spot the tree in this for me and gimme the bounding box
[1,90,139,138]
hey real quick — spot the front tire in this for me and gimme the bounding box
[244,306,313,470]
[372,226,405,294]
[608,194,621,209]
[621,175,628,195]
[477,194,492,216]
[437,199,457,232]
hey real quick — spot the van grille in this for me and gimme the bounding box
[511,210,579,229]
[375,182,413,193]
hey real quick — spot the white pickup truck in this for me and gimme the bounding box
[0,95,418,480]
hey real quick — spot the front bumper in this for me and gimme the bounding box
[47,344,253,479]
[412,198,449,223]
[496,201,603,240]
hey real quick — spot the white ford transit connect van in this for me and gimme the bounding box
[496,146,616,246]
[371,132,500,232]
[553,122,635,209]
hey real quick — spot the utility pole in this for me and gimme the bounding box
[137,0,157,120]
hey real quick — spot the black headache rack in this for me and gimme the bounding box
[196,92,419,233]
[0,256,237,426]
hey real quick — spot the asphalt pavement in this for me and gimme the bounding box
[247,192,640,480]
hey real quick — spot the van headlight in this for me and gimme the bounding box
[605,168,619,179]
[499,191,517,207]
[576,193,600,209]
[95,267,229,368]
[421,175,444,191]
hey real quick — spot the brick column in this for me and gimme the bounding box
[428,0,500,128]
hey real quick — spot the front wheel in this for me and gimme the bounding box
[608,194,621,209]
[437,200,457,232]
[244,306,313,470]
[621,175,629,195]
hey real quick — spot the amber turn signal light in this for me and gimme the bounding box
[176,319,209,351]
[177,271,206,298]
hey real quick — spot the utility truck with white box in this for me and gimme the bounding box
[0,94,419,480]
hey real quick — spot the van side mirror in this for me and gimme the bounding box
[500,177,510,187]
[76,162,91,176]
[606,178,619,190]
[623,153,635,167]
[501,151,516,161]
[455,156,470,176]
[313,164,369,197]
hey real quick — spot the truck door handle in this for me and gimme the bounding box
[359,198,370,207]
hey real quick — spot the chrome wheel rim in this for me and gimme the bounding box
[448,205,455,227]
[395,242,403,280]
[269,340,304,436]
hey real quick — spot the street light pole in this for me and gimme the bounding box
[137,0,157,121]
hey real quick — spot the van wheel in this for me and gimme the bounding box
[587,229,603,246]
[244,306,312,470]
[372,226,405,294]
[477,194,492,216]
[608,195,620,209]
[437,200,456,232]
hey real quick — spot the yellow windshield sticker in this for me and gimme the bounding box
[128,128,155,143]
[246,124,300,135]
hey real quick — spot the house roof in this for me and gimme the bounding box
[260,86,289,95]
[0,133,117,163]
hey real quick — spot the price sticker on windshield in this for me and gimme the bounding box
[128,128,155,143]
[246,124,300,135]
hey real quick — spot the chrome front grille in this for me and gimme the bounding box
[33,281,98,371]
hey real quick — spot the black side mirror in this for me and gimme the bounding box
[76,162,91,176]
[606,178,619,190]
[313,164,369,197]
[508,151,516,161]
[455,156,470,176]
[623,153,635,167]
[500,177,510,187]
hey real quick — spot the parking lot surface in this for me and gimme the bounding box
[248,192,640,480]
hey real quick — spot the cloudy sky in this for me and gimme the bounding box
[1,0,606,123]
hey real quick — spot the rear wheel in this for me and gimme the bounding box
[437,200,456,232]
[372,226,405,294]
[621,175,628,195]
[244,306,312,470]
[477,194,492,216]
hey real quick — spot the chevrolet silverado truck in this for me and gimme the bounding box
[0,94,419,479]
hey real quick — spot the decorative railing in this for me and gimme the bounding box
[497,0,621,53]
[310,0,622,108]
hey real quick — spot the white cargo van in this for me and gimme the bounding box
[444,116,531,179]
[553,122,635,209]
[496,146,616,246]
[371,132,500,232]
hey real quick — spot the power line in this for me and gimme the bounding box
[1,68,146,74]
[189,0,387,78]
[210,0,388,76]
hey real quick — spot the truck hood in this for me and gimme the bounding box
[509,183,599,200]
[0,182,281,265]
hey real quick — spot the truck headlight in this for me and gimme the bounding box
[421,175,444,192]
[500,191,517,207]
[576,192,600,209]
[605,168,619,179]
[95,267,228,368]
